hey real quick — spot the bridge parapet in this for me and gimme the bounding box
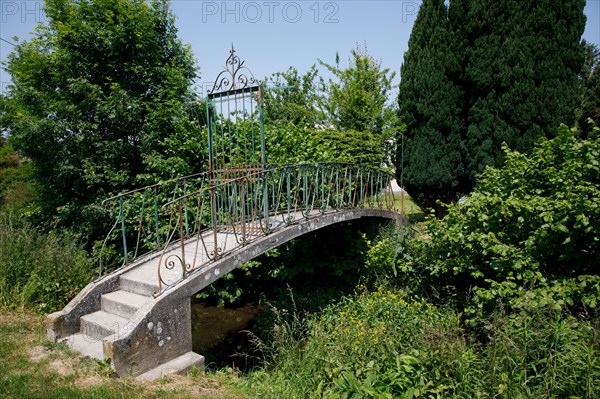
[98,163,399,293]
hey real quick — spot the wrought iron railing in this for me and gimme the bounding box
[98,163,399,294]
[98,171,211,276]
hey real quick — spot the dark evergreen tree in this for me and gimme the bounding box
[398,0,465,211]
[462,0,586,179]
[397,0,587,211]
[577,41,600,137]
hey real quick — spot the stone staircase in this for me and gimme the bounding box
[47,253,204,379]
[65,289,149,361]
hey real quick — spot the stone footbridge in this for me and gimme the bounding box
[47,164,405,379]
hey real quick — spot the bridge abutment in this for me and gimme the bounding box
[106,296,204,379]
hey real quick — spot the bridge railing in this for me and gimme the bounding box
[98,163,398,289]
[98,171,212,277]
[155,163,398,294]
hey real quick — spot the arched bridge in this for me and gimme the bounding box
[46,46,405,379]
[47,163,405,379]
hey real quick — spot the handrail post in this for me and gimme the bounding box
[119,198,128,265]
[177,199,187,279]
[210,185,219,259]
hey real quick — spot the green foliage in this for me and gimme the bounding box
[0,0,202,239]
[577,41,600,137]
[197,224,370,307]
[320,46,400,166]
[0,215,94,313]
[265,123,387,167]
[471,308,600,398]
[320,46,396,137]
[0,140,36,211]
[363,226,416,287]
[264,65,325,127]
[397,0,587,209]
[398,0,466,211]
[243,289,600,398]
[244,288,462,399]
[260,47,400,170]
[395,125,600,315]
[461,0,586,176]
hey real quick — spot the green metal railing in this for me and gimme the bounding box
[98,163,399,294]
[98,171,211,277]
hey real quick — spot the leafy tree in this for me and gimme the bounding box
[263,65,325,127]
[398,0,466,211]
[261,51,397,169]
[319,46,399,166]
[395,125,600,316]
[0,0,202,238]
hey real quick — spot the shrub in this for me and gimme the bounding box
[244,288,468,398]
[0,214,95,313]
[395,125,600,316]
[243,289,600,399]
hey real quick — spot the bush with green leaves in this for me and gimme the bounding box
[0,0,202,240]
[0,141,36,211]
[244,288,465,399]
[395,125,599,316]
[264,123,387,167]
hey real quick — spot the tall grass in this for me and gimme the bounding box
[0,214,95,313]
[242,288,600,398]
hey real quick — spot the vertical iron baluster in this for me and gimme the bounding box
[119,198,128,265]
[133,190,146,259]
[154,188,160,246]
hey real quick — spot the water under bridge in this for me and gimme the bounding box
[46,48,406,379]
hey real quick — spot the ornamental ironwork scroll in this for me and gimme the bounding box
[205,45,265,171]
[208,44,259,97]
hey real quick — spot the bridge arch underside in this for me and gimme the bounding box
[107,208,403,377]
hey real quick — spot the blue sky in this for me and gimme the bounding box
[1,0,599,95]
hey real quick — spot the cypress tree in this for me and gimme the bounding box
[398,0,465,210]
[462,0,586,179]
[577,42,600,136]
[397,0,587,211]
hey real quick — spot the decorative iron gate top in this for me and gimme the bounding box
[208,44,260,99]
[206,45,266,171]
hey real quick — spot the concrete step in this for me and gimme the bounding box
[80,310,129,341]
[60,333,104,360]
[136,352,205,381]
[101,290,150,319]
[119,274,160,297]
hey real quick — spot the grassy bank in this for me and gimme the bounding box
[0,309,246,399]
[2,293,598,399]
[0,215,95,313]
